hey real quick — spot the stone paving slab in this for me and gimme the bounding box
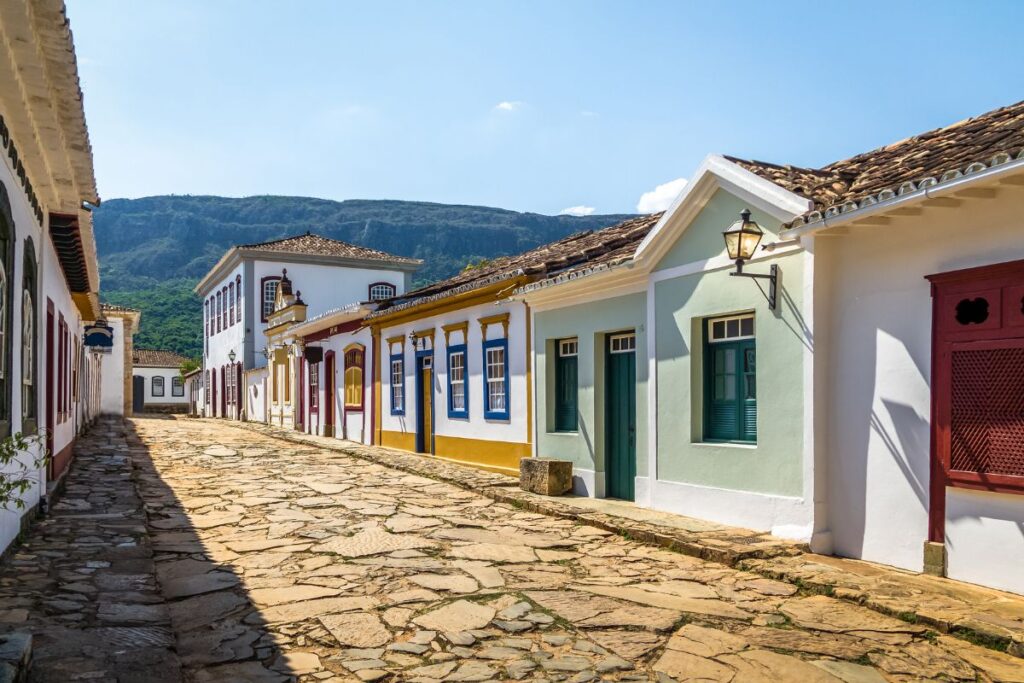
[0,418,183,682]
[234,417,1024,660]
[115,414,1024,682]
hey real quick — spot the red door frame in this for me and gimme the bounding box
[220,365,226,417]
[45,299,54,478]
[236,363,243,421]
[211,371,217,417]
[324,351,336,438]
[926,258,1024,542]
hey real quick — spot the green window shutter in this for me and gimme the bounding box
[740,342,757,441]
[554,352,578,431]
[704,338,756,442]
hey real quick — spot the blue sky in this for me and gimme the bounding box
[67,1,1024,215]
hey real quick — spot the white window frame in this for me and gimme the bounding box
[558,338,578,357]
[152,375,165,397]
[707,313,755,343]
[369,283,396,301]
[609,332,636,354]
[172,376,184,397]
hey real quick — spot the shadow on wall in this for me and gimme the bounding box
[125,416,294,681]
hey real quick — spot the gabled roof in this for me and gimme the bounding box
[239,232,421,266]
[728,99,1024,226]
[133,349,190,368]
[371,213,661,319]
[197,231,422,296]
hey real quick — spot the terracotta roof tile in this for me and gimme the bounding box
[727,99,1024,219]
[100,303,140,314]
[371,213,661,317]
[239,232,420,265]
[133,349,191,368]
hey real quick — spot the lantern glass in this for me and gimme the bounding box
[723,209,764,262]
[228,350,236,363]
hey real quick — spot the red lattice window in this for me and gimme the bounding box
[949,344,1024,478]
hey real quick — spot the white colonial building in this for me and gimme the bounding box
[132,349,190,413]
[196,232,420,421]
[0,0,106,552]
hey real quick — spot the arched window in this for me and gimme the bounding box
[344,346,364,409]
[173,375,183,397]
[368,282,396,301]
[261,277,280,322]
[21,237,37,428]
[0,183,11,436]
[235,274,242,323]
[216,291,222,333]
[204,299,209,337]
[152,376,165,397]
[228,282,235,326]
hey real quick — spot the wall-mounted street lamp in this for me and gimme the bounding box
[262,347,272,361]
[723,209,778,310]
[228,349,237,363]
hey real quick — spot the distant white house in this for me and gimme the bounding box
[132,349,191,412]
[195,232,420,421]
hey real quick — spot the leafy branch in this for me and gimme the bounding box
[0,431,48,510]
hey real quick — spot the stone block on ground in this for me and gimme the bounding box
[520,458,572,496]
[0,633,30,683]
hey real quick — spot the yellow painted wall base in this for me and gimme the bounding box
[378,430,528,475]
[380,430,416,452]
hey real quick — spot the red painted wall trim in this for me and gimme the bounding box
[302,318,363,343]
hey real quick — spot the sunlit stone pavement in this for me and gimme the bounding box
[4,416,1023,682]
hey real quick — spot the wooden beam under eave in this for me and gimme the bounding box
[849,216,891,227]
[921,197,963,209]
[953,187,999,199]
[814,227,850,237]
[997,174,1024,186]
[888,207,924,217]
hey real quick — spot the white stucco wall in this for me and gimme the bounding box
[378,300,530,450]
[99,318,126,415]
[244,368,268,423]
[134,366,188,405]
[819,189,1024,593]
[301,327,374,444]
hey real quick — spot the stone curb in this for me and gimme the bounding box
[218,418,1024,658]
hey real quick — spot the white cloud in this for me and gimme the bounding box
[559,205,596,217]
[636,177,688,213]
[494,101,524,112]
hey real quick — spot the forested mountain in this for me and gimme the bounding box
[95,195,635,358]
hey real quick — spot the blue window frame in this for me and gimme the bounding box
[482,338,509,420]
[390,351,405,415]
[447,344,468,418]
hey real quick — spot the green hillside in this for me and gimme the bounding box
[94,195,635,358]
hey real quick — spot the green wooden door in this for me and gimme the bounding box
[605,333,637,500]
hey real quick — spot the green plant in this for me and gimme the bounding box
[0,431,48,509]
[179,358,200,376]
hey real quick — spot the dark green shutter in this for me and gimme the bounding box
[705,338,756,442]
[555,351,578,431]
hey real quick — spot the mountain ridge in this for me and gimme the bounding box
[95,195,636,359]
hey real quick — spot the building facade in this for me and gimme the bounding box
[0,0,105,551]
[521,101,1024,596]
[195,232,420,420]
[132,349,190,413]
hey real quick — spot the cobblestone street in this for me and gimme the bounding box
[2,417,1023,682]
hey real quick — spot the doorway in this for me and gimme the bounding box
[324,351,335,437]
[605,332,637,501]
[415,351,433,453]
[132,375,144,414]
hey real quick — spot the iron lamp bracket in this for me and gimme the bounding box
[729,262,778,310]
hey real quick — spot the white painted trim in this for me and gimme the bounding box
[650,242,803,283]
[634,476,650,507]
[520,268,647,312]
[644,278,657,508]
[572,467,605,498]
[649,477,813,541]
[634,155,812,268]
